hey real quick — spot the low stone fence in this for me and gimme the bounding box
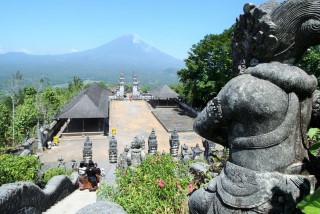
[178,101,200,117]
[0,173,78,214]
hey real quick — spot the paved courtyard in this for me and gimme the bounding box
[152,107,195,132]
[39,100,204,213]
[40,100,203,169]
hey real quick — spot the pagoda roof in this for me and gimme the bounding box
[55,82,109,119]
[149,84,179,99]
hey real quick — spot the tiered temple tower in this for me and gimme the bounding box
[132,74,140,98]
[117,73,125,98]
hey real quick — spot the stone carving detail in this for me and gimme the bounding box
[189,1,320,213]
[117,145,130,169]
[202,139,217,163]
[233,0,320,73]
[181,144,191,164]
[109,136,118,163]
[126,136,146,169]
[82,136,92,164]
[0,173,78,213]
[169,129,180,159]
[148,128,158,155]
[191,143,204,160]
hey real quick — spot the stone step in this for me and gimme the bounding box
[43,189,97,214]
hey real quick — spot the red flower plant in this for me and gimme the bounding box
[158,180,165,187]
[188,184,195,192]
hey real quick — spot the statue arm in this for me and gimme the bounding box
[194,97,229,147]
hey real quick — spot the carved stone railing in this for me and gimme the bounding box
[0,173,78,214]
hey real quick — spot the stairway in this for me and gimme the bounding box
[43,189,97,214]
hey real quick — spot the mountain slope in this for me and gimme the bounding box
[0,34,185,85]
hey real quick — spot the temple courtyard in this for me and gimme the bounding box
[39,100,203,172]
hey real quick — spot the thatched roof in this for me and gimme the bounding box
[149,85,179,99]
[55,82,109,119]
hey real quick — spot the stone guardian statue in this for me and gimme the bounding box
[189,1,320,213]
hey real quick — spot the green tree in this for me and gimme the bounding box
[168,83,184,96]
[298,45,320,81]
[140,84,152,93]
[12,86,39,142]
[177,27,234,108]
[0,154,42,185]
[0,102,11,147]
[68,76,84,96]
[4,71,23,145]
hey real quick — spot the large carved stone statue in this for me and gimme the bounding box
[126,136,146,169]
[189,1,320,213]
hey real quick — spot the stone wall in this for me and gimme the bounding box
[0,173,78,214]
[178,101,199,117]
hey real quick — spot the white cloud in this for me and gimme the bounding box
[70,48,78,53]
[17,48,32,54]
[132,34,142,44]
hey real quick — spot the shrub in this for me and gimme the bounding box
[0,154,41,185]
[98,153,194,214]
[43,167,73,184]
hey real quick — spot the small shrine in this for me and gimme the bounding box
[148,128,158,155]
[191,143,204,160]
[83,136,92,163]
[169,129,180,159]
[109,135,118,163]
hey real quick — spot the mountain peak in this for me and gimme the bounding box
[109,34,147,46]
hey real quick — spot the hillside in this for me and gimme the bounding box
[0,34,185,86]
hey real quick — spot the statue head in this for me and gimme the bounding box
[233,0,320,73]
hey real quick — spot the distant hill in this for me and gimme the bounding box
[0,34,185,86]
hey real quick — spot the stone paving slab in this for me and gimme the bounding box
[152,107,195,132]
[43,189,97,214]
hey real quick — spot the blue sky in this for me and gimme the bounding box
[0,0,268,60]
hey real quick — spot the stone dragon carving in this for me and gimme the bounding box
[189,0,320,213]
[0,174,78,214]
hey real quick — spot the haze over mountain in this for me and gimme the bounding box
[0,34,185,86]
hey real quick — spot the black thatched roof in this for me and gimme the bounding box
[55,82,109,119]
[149,84,179,99]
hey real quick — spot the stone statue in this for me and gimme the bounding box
[169,129,180,159]
[83,136,92,164]
[202,139,217,163]
[117,145,130,169]
[148,128,158,155]
[126,136,146,169]
[189,1,320,213]
[191,144,204,160]
[109,136,118,163]
[181,144,191,164]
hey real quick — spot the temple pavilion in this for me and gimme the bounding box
[55,82,109,135]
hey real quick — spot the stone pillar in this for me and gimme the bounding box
[148,128,158,155]
[109,135,118,163]
[83,136,92,164]
[169,129,180,158]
